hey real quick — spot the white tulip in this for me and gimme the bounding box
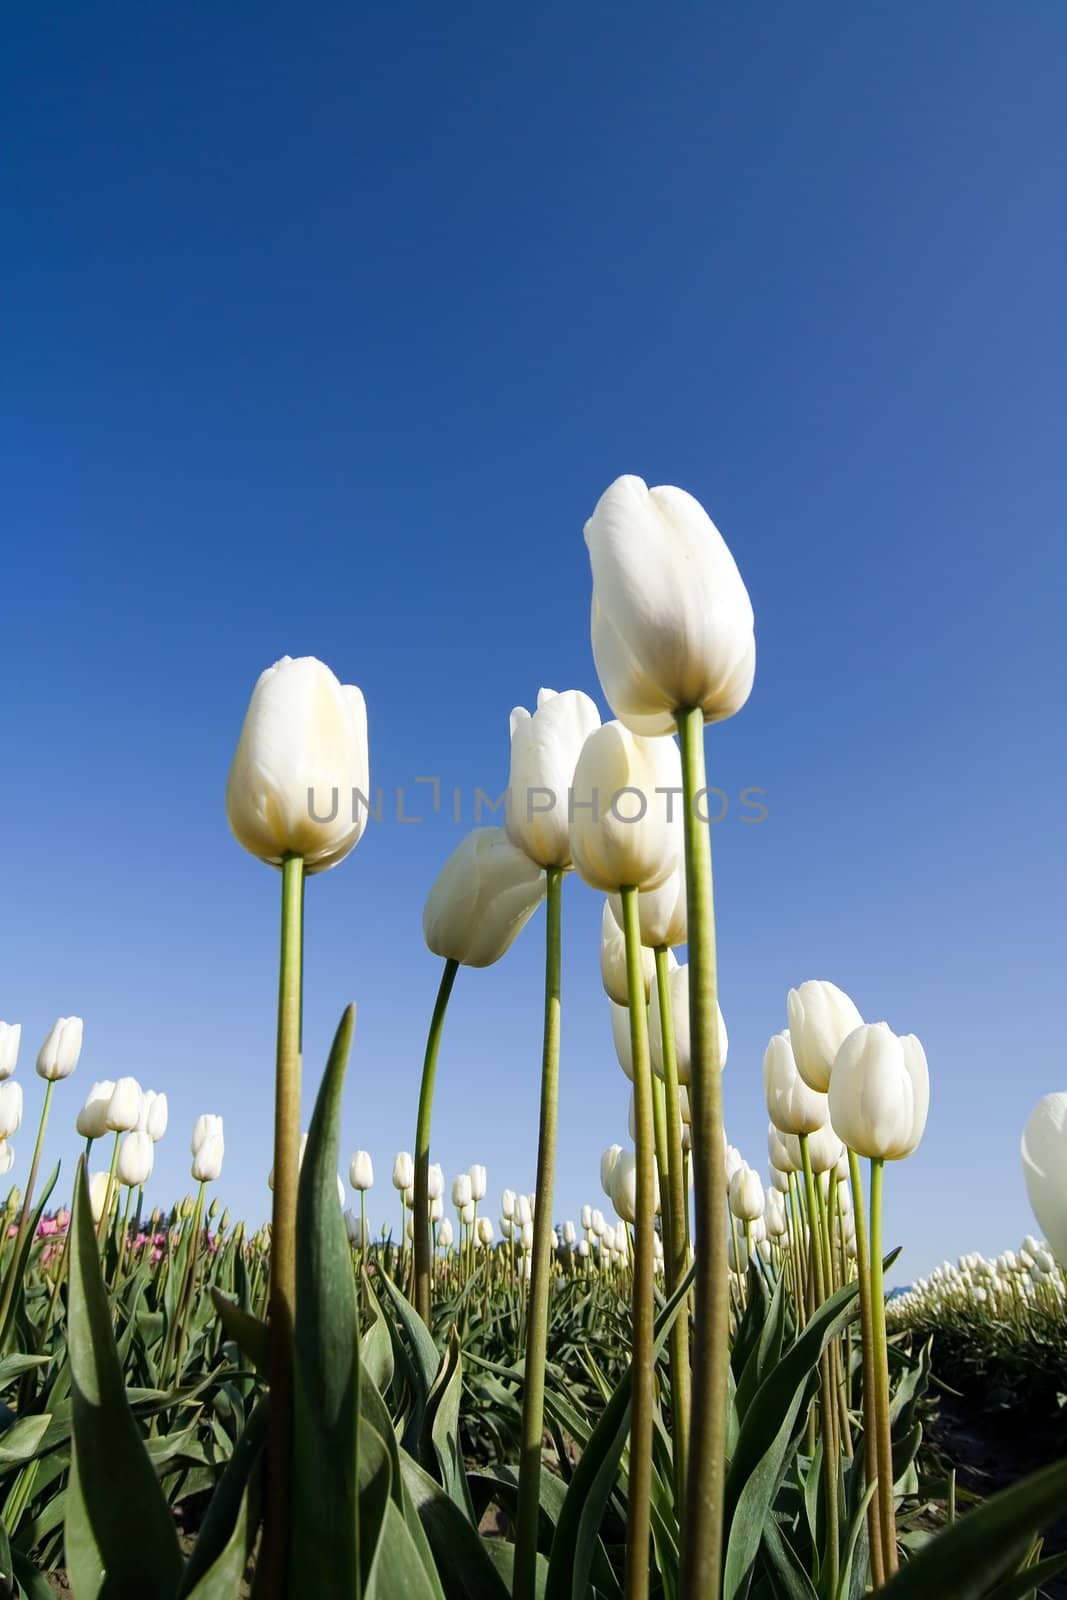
[568,723,683,893]
[89,1169,113,1225]
[423,828,546,968]
[506,688,601,868]
[608,864,687,951]
[430,1195,443,1222]
[427,1163,444,1201]
[192,1113,224,1154]
[476,1216,494,1248]
[36,1016,83,1081]
[76,1080,115,1141]
[345,1208,369,1247]
[0,1023,20,1081]
[225,655,369,874]
[781,1123,844,1174]
[787,981,863,1093]
[501,1187,516,1219]
[0,1142,13,1175]
[828,1023,929,1161]
[452,1173,472,1209]
[610,1000,634,1081]
[599,901,655,1006]
[468,1164,487,1202]
[349,1151,374,1191]
[728,1163,764,1222]
[515,1193,532,1226]
[580,1203,593,1231]
[649,961,727,1085]
[610,1149,659,1224]
[117,1131,154,1188]
[106,1078,142,1134]
[577,1237,589,1258]
[437,1217,454,1250]
[192,1133,225,1183]
[392,1152,414,1191]
[765,1189,788,1238]
[0,1082,23,1140]
[1022,1094,1067,1268]
[600,1144,622,1196]
[584,475,755,736]
[138,1091,169,1142]
[763,1030,829,1136]
[590,1208,606,1237]
[563,1220,577,1246]
[460,1201,475,1226]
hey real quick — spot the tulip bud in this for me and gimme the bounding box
[117,1131,154,1188]
[608,864,687,952]
[0,1023,20,1081]
[349,1151,374,1192]
[763,1030,829,1136]
[610,1150,659,1224]
[580,1204,593,1231]
[787,981,863,1093]
[599,901,655,1006]
[76,1080,115,1141]
[568,723,682,893]
[728,1163,764,1222]
[423,828,546,968]
[828,1023,929,1161]
[563,1220,577,1246]
[468,1164,487,1202]
[451,1173,472,1209]
[430,1195,443,1222]
[649,961,727,1085]
[506,688,601,869]
[191,1114,224,1154]
[515,1193,532,1227]
[0,1082,22,1141]
[36,1016,84,1082]
[192,1133,224,1183]
[427,1163,444,1202]
[88,1170,113,1225]
[392,1152,414,1191]
[105,1078,142,1134]
[584,475,755,736]
[437,1217,454,1250]
[138,1090,169,1142]
[226,655,369,874]
[476,1215,494,1248]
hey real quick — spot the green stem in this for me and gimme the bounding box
[800,1137,839,1594]
[654,942,692,1509]
[847,1149,885,1589]
[513,865,563,1600]
[869,1158,898,1576]
[677,708,729,1600]
[0,1078,55,1339]
[413,957,460,1327]
[264,853,305,1600]
[96,1132,121,1246]
[618,885,656,1600]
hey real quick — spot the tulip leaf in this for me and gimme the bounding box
[760,1515,819,1600]
[400,1449,511,1599]
[423,1325,476,1521]
[176,1397,267,1598]
[290,1002,363,1598]
[360,1272,395,1395]
[64,1156,183,1599]
[986,1548,1067,1600]
[0,1163,60,1355]
[210,1290,269,1377]
[875,1456,1067,1599]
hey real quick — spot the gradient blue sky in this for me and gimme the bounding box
[2,4,1064,1280]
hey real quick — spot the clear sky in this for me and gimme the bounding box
[2,4,1064,1281]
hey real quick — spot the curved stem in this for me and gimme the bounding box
[619,884,655,1600]
[413,957,460,1327]
[869,1158,898,1576]
[264,852,305,1600]
[847,1148,885,1589]
[676,708,729,1600]
[513,866,563,1600]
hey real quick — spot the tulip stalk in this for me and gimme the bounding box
[0,1078,55,1340]
[264,852,305,1600]
[413,957,460,1326]
[676,708,729,1599]
[847,1148,886,1589]
[513,865,563,1600]
[868,1157,898,1576]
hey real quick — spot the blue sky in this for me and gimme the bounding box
[2,4,1064,1279]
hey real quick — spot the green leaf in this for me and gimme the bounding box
[63,1157,182,1599]
[400,1449,511,1599]
[0,1415,51,1467]
[761,1516,819,1600]
[290,1003,363,1599]
[360,1273,395,1396]
[423,1326,476,1521]
[177,1398,267,1598]
[210,1290,269,1377]
[0,1165,60,1355]
[986,1547,1067,1600]
[877,1456,1067,1600]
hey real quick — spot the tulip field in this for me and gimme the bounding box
[3,475,1067,1600]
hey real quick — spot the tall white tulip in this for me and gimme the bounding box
[608,865,687,951]
[437,1217,454,1250]
[106,1078,142,1134]
[0,1083,23,1140]
[193,1133,225,1183]
[76,1080,114,1141]
[117,1131,154,1188]
[468,1164,487,1202]
[225,655,370,874]
[763,1030,829,1136]
[1022,1094,1067,1267]
[138,1091,168,1142]
[191,1114,224,1155]
[349,1151,374,1192]
[506,688,601,868]
[787,980,863,1093]
[828,1023,929,1160]
[728,1164,764,1222]
[568,723,682,893]
[0,1024,20,1081]
[392,1152,414,1191]
[600,1144,622,1196]
[36,1017,83,1081]
[649,961,727,1086]
[89,1170,114,1225]
[451,1173,472,1209]
[584,475,755,737]
[423,828,546,968]
[600,901,655,1006]
[611,1149,659,1224]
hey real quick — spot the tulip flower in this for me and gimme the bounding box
[1022,1094,1067,1268]
[0,1023,20,1081]
[468,1164,487,1202]
[77,1081,115,1142]
[349,1151,374,1192]
[36,1016,83,1081]
[392,1152,414,1191]
[192,1114,224,1155]
[584,475,755,738]
[649,961,727,1087]
[225,655,369,874]
[117,1131,154,1188]
[787,980,864,1093]
[427,1163,444,1201]
[763,1030,829,1136]
[610,1149,659,1225]
[106,1078,142,1134]
[437,1217,454,1250]
[600,1144,623,1195]
[137,1090,169,1142]
[506,688,601,869]
[0,1083,23,1141]
[728,1163,764,1222]
[476,1216,494,1248]
[502,1188,516,1219]
[451,1173,472,1209]
[568,722,682,894]
[89,1170,114,1226]
[828,1024,929,1162]
[423,827,546,970]
[600,901,654,1006]
[608,864,687,952]
[192,1133,225,1184]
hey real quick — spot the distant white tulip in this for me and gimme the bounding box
[0,1082,23,1140]
[468,1164,487,1202]
[392,1152,414,1191]
[349,1151,374,1191]
[427,1163,444,1201]
[437,1217,454,1250]
[476,1216,494,1248]
[0,1023,20,1081]
[580,1204,593,1231]
[506,688,601,869]
[106,1078,142,1134]
[563,1220,577,1246]
[430,1195,444,1223]
[36,1017,83,1081]
[569,723,683,894]
[138,1091,168,1142]
[501,1188,516,1219]
[787,981,863,1093]
[584,475,755,736]
[117,1131,154,1188]
[192,1133,225,1183]
[226,655,370,874]
[77,1080,115,1141]
[423,828,546,968]
[728,1163,764,1222]
[600,1144,623,1196]
[599,901,655,1006]
[191,1114,224,1154]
